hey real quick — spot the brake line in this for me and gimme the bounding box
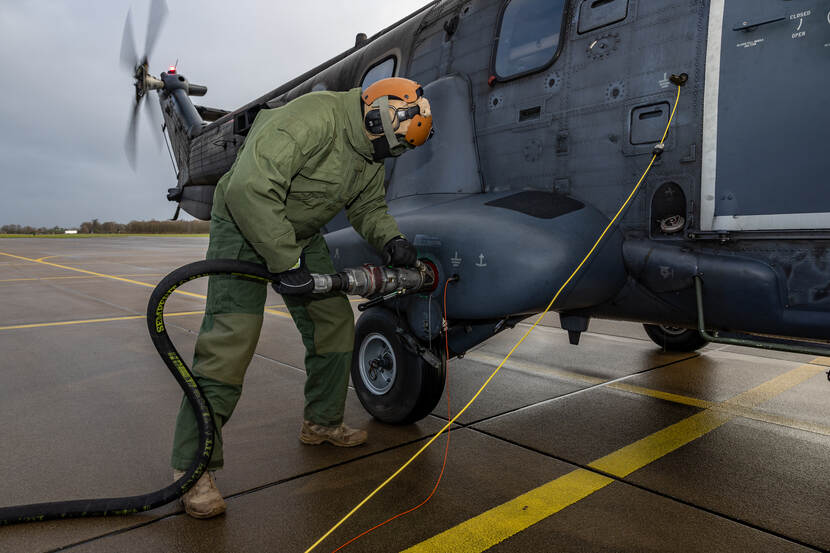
[304,82,682,553]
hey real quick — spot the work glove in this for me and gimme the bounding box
[272,256,314,295]
[382,236,417,267]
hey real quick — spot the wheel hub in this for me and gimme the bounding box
[359,332,397,395]
[660,325,689,336]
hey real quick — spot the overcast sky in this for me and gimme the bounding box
[0,0,432,228]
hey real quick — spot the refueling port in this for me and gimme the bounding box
[420,259,440,294]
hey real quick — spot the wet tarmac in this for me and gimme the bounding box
[1,236,829,552]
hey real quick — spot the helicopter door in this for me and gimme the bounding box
[386,74,483,199]
[700,0,830,231]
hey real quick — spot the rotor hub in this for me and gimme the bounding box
[133,63,148,102]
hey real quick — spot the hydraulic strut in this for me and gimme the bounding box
[0,257,434,525]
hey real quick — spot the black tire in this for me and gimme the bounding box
[351,308,445,424]
[643,324,708,352]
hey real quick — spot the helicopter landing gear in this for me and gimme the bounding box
[643,323,708,352]
[351,307,445,424]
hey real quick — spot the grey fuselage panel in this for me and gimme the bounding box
[158,0,830,346]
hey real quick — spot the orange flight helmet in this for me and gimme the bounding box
[362,77,433,147]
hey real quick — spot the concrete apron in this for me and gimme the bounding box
[1,237,828,552]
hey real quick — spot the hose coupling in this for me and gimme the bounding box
[312,260,436,298]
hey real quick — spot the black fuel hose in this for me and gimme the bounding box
[0,259,275,525]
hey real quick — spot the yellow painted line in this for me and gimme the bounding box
[589,363,825,478]
[0,273,166,283]
[0,251,292,323]
[109,273,167,278]
[0,310,206,331]
[402,360,826,553]
[716,403,830,437]
[466,351,606,385]
[721,361,826,408]
[468,351,830,432]
[0,262,44,267]
[0,275,102,283]
[403,470,614,553]
[264,308,291,319]
[609,382,714,409]
[0,251,292,320]
[35,255,58,261]
[472,354,830,435]
[467,351,711,408]
[0,251,205,300]
[0,307,291,330]
[588,410,732,477]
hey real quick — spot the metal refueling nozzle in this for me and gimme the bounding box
[311,260,436,299]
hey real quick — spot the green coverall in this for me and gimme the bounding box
[171,88,402,471]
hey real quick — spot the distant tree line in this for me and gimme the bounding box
[1,218,210,235]
[1,224,68,235]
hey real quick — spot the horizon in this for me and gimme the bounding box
[0,1,432,228]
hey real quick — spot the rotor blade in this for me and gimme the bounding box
[125,98,142,169]
[143,93,164,150]
[144,0,169,62]
[119,9,139,72]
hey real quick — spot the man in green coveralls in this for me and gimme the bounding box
[171,77,433,518]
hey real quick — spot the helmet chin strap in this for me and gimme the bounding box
[373,95,404,151]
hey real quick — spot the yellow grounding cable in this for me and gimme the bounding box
[305,83,682,553]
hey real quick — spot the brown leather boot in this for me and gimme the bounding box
[299,420,368,447]
[173,470,226,519]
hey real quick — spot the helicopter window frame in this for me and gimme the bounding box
[490,0,570,82]
[360,55,398,91]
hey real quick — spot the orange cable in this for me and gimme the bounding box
[330,279,454,553]
[306,84,682,553]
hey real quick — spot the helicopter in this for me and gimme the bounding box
[123,0,830,424]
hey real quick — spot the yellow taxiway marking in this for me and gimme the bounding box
[468,351,830,435]
[609,381,714,409]
[402,360,826,553]
[466,351,713,409]
[35,255,58,261]
[587,409,732,478]
[0,307,292,331]
[0,251,292,320]
[0,311,208,331]
[0,273,166,283]
[0,251,205,300]
[407,470,616,553]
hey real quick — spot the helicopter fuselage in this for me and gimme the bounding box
[157,0,830,354]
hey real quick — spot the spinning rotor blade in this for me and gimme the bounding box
[121,0,169,168]
[119,9,139,72]
[145,93,164,149]
[144,0,168,63]
[125,99,141,169]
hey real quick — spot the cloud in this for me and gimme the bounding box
[0,0,433,227]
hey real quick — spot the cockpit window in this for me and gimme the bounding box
[493,0,566,80]
[361,56,397,90]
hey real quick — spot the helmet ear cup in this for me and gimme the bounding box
[364,108,384,134]
[403,113,433,147]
